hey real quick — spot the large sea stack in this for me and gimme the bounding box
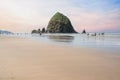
[47,12,77,33]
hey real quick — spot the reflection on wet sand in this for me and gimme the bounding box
[47,35,74,43]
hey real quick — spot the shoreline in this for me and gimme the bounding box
[29,34,120,53]
[0,36,120,80]
[1,33,120,51]
[0,35,120,54]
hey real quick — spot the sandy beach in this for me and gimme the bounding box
[0,36,120,80]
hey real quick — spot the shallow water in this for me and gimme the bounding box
[2,33,120,52]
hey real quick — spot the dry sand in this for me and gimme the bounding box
[0,36,120,80]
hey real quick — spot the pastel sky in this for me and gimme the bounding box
[0,0,120,32]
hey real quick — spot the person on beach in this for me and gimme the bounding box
[40,32,42,36]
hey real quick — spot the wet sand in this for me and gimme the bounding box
[0,36,120,80]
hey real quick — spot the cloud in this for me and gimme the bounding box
[0,0,120,32]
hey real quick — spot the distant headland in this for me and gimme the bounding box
[0,30,13,34]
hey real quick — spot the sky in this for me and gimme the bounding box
[0,0,120,33]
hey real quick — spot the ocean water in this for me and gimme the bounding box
[2,33,120,52]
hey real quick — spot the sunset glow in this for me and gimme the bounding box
[0,0,120,32]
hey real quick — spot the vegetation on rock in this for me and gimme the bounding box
[47,12,77,33]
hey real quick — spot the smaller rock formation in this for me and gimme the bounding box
[42,28,46,33]
[101,33,104,35]
[31,29,41,34]
[82,29,86,34]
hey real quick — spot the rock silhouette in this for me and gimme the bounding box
[47,12,77,33]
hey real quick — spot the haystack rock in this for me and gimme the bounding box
[47,12,77,33]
